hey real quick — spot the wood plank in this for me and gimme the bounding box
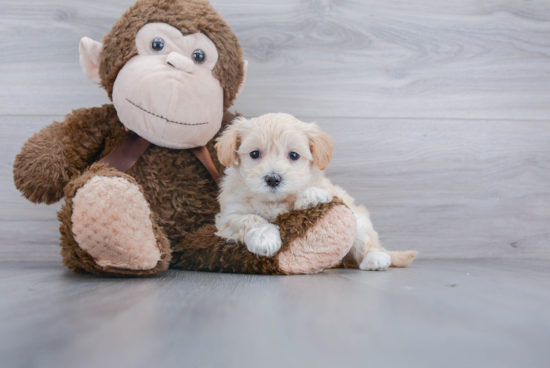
[2,115,549,260]
[1,0,550,119]
[317,117,550,259]
[0,259,549,368]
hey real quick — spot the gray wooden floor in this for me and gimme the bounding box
[1,1,550,367]
[1,259,549,368]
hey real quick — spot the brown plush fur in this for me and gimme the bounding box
[13,0,244,276]
[47,106,231,275]
[170,199,347,274]
[12,0,352,276]
[13,106,121,204]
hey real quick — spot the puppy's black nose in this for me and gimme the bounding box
[265,174,281,188]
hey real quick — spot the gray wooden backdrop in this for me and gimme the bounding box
[1,0,549,261]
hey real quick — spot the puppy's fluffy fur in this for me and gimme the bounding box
[214,113,416,271]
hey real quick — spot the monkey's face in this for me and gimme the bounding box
[110,23,223,149]
[79,0,248,149]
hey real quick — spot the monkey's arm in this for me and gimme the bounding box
[13,105,118,204]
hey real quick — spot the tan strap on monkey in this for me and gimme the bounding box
[190,145,222,185]
[98,132,151,173]
[98,133,221,185]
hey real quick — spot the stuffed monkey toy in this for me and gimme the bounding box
[13,0,358,276]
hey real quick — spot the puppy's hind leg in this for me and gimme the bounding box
[345,212,391,271]
[346,212,417,270]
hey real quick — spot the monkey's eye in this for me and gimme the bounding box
[250,151,261,159]
[192,49,206,64]
[289,152,300,161]
[151,38,165,53]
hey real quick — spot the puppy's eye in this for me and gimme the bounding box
[151,38,165,53]
[250,151,261,159]
[289,152,300,161]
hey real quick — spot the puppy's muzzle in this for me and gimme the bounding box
[265,174,282,188]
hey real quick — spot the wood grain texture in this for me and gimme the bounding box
[318,117,550,259]
[1,0,549,260]
[1,259,549,368]
[2,115,549,260]
[1,3,549,363]
[0,0,549,119]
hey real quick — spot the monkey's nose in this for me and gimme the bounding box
[265,174,282,188]
[166,52,195,73]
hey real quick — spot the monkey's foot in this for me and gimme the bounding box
[71,175,161,270]
[170,198,356,275]
[277,200,357,274]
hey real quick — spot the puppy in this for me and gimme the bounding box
[214,113,416,271]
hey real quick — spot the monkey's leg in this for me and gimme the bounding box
[58,164,171,277]
[170,199,356,275]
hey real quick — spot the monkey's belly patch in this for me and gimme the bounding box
[126,98,208,126]
[71,176,161,270]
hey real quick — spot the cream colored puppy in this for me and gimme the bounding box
[214,113,416,271]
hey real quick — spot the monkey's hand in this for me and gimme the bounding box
[13,106,116,204]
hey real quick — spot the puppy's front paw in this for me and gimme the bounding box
[244,224,282,257]
[359,251,391,271]
[294,187,333,210]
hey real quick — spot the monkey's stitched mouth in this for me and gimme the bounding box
[126,98,209,126]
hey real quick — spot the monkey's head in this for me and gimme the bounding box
[79,0,247,149]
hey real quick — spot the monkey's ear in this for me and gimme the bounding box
[79,37,103,85]
[236,60,248,97]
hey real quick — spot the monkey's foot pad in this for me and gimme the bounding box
[71,176,161,270]
[277,202,357,274]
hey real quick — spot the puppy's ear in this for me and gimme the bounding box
[215,117,244,167]
[305,124,334,171]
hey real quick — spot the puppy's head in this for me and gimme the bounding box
[215,113,334,199]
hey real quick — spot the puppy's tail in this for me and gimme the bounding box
[388,250,418,268]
